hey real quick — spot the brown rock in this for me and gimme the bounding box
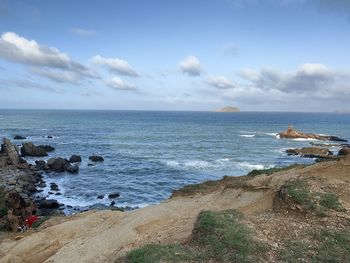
[338,147,350,156]
[279,126,347,142]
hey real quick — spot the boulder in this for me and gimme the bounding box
[37,145,55,152]
[38,199,59,209]
[47,157,69,172]
[1,138,20,166]
[69,155,82,163]
[108,193,120,199]
[338,147,350,156]
[279,126,347,142]
[89,155,104,162]
[13,135,26,140]
[21,142,48,157]
[97,195,104,199]
[66,164,79,174]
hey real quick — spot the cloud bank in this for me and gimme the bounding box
[0,32,97,83]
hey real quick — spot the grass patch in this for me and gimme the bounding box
[319,192,343,211]
[279,227,350,263]
[279,180,344,216]
[191,210,268,262]
[248,164,305,176]
[123,210,268,263]
[284,180,315,210]
[127,244,194,263]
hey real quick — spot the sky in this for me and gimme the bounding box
[0,0,350,111]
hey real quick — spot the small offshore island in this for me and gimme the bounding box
[0,127,350,262]
[213,106,240,112]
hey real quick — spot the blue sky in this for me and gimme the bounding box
[0,0,350,111]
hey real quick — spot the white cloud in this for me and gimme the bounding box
[70,28,98,37]
[106,77,137,91]
[207,76,236,89]
[218,64,350,104]
[179,55,202,76]
[91,55,138,77]
[0,32,98,83]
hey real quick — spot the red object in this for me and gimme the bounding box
[25,215,40,227]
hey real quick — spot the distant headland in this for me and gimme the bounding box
[213,106,240,112]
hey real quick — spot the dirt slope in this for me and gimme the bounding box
[1,156,349,263]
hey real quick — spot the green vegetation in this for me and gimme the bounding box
[124,210,268,263]
[319,192,342,210]
[281,180,343,215]
[127,244,194,263]
[32,216,51,229]
[279,227,350,263]
[191,210,268,262]
[248,164,305,176]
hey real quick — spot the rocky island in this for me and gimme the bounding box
[213,106,240,112]
[279,126,347,142]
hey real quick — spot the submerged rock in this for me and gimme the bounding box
[108,193,120,199]
[97,195,104,199]
[89,155,104,162]
[66,164,79,174]
[37,145,55,152]
[279,126,347,142]
[69,155,82,163]
[13,135,26,140]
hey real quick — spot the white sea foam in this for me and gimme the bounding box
[238,162,275,170]
[290,138,319,141]
[165,158,231,170]
[240,134,255,138]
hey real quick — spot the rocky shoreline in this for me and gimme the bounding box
[0,137,110,231]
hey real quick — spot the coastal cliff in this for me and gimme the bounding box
[1,155,350,262]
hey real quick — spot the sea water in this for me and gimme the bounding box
[0,110,349,210]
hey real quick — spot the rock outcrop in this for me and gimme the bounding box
[286,147,334,159]
[1,138,20,167]
[279,126,347,142]
[46,157,79,174]
[338,147,350,156]
[21,142,48,157]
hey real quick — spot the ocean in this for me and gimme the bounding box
[0,110,349,212]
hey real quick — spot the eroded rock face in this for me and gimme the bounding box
[1,138,20,166]
[279,126,347,142]
[21,142,48,157]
